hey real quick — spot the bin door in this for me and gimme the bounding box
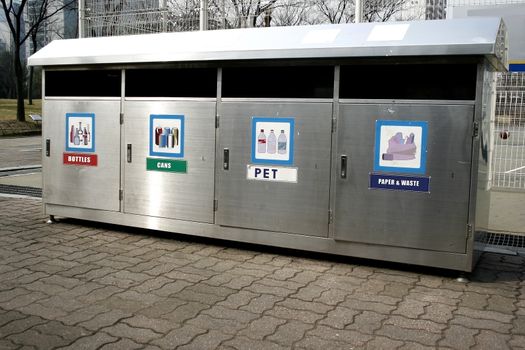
[216,102,332,237]
[123,101,216,223]
[334,103,474,253]
[42,99,121,211]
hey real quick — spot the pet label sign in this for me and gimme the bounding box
[247,165,297,183]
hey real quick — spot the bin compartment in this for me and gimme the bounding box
[42,100,121,211]
[123,101,216,223]
[217,102,332,237]
[334,103,474,253]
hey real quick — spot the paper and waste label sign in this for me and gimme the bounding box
[369,173,430,193]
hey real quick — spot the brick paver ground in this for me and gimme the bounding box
[1,196,524,350]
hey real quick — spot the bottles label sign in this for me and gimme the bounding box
[251,117,294,166]
[247,165,298,183]
[65,113,95,153]
[63,153,98,166]
[146,158,187,173]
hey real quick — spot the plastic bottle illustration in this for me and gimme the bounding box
[278,130,287,154]
[69,125,75,143]
[267,130,276,154]
[73,129,80,145]
[83,127,88,145]
[86,125,90,143]
[257,129,266,153]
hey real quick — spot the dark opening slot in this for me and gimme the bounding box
[45,70,121,97]
[340,64,477,100]
[222,66,334,98]
[126,68,217,97]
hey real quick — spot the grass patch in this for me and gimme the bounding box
[0,99,42,121]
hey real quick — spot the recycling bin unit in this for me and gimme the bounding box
[29,18,508,271]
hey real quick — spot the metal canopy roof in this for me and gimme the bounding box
[28,17,507,69]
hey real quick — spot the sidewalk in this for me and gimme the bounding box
[1,196,524,349]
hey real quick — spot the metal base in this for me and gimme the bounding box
[45,203,476,272]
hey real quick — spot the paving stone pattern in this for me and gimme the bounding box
[1,197,525,349]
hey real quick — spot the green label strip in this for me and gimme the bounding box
[146,158,187,173]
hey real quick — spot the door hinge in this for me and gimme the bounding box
[215,115,220,128]
[214,199,218,211]
[472,121,479,137]
[120,113,124,125]
[328,210,333,224]
[331,118,337,133]
[119,190,123,201]
[467,224,473,240]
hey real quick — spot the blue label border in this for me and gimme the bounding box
[251,117,295,166]
[149,114,185,158]
[65,113,95,153]
[373,120,428,175]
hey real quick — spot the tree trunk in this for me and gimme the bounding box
[13,45,25,122]
[28,66,34,105]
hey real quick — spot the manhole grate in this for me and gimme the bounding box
[486,232,525,249]
[0,184,42,198]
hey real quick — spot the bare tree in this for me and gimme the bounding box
[364,0,408,22]
[312,0,354,24]
[0,49,16,98]
[1,0,75,122]
[208,0,278,28]
[166,0,200,31]
[271,0,310,26]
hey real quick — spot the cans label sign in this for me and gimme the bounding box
[247,165,297,183]
[146,158,187,173]
[63,153,98,166]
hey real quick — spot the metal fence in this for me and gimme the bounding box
[79,0,525,190]
[493,73,525,190]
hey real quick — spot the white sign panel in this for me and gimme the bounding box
[247,165,298,183]
[367,24,409,42]
[252,117,294,166]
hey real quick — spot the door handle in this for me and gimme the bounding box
[45,139,50,157]
[341,155,347,179]
[223,148,229,170]
[127,144,132,163]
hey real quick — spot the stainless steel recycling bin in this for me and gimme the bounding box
[29,18,508,271]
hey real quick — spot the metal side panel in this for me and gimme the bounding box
[217,102,332,237]
[42,99,121,211]
[334,103,474,253]
[123,101,215,223]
